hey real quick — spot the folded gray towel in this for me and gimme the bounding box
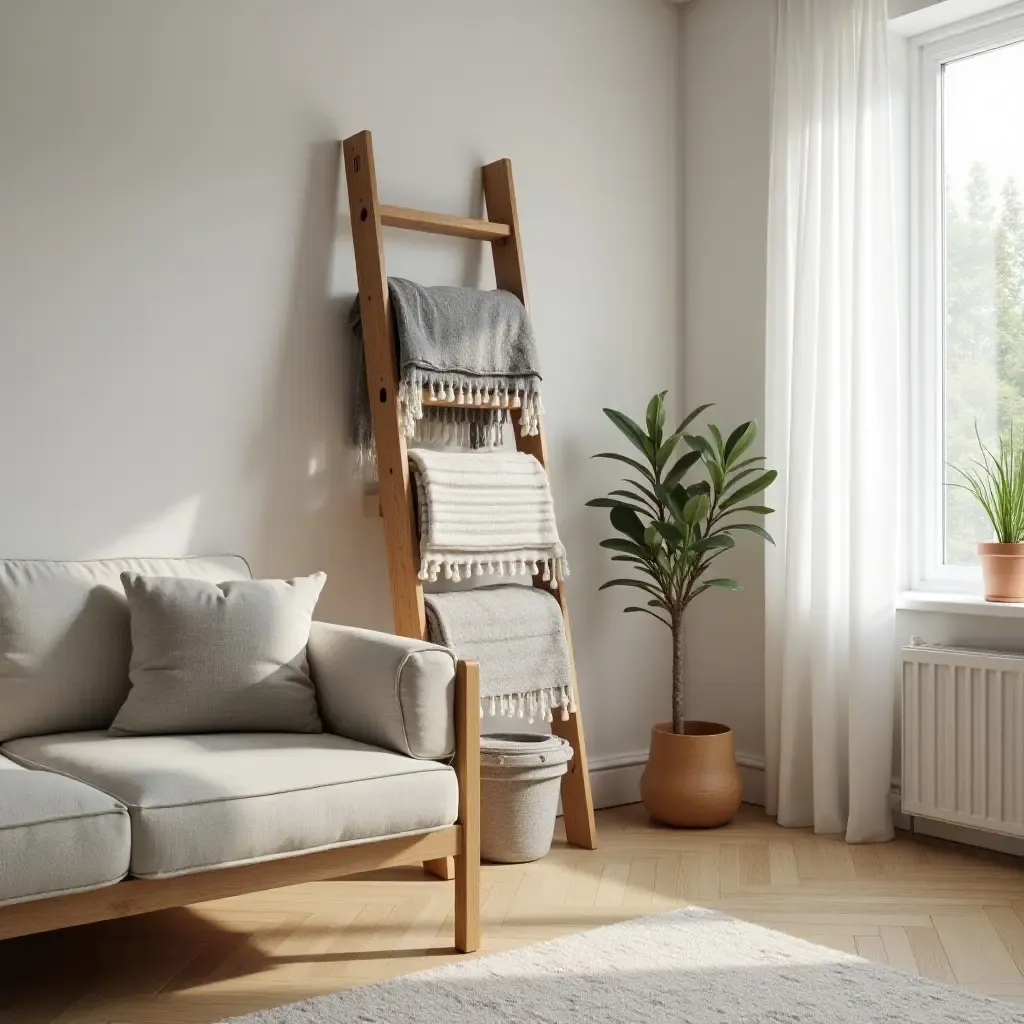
[350,278,543,474]
[424,585,575,724]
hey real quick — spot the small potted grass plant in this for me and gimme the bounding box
[950,424,1024,602]
[587,392,777,827]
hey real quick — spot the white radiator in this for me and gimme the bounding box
[902,642,1024,838]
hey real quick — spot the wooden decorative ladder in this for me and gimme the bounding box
[341,130,597,876]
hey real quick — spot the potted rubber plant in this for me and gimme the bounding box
[587,392,776,828]
[950,424,1024,602]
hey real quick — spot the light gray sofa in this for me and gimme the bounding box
[0,556,480,951]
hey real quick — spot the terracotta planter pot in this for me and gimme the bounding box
[979,542,1024,602]
[640,721,742,828]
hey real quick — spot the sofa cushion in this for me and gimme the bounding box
[0,754,130,906]
[110,573,325,736]
[2,732,459,879]
[0,556,252,741]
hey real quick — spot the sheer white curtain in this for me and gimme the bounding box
[764,0,898,843]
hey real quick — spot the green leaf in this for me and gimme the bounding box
[651,520,684,548]
[724,421,757,466]
[585,497,651,517]
[643,523,662,550]
[609,488,659,514]
[724,523,776,545]
[720,505,774,516]
[624,478,662,510]
[599,578,665,600]
[720,470,778,510]
[610,505,646,544]
[729,455,767,473]
[693,533,735,554]
[661,449,702,490]
[609,555,662,580]
[707,460,725,494]
[603,408,654,461]
[683,433,717,462]
[682,492,710,525]
[600,538,651,559]
[592,452,655,485]
[645,392,667,449]
[703,578,742,590]
[663,482,688,527]
[623,606,672,627]
[674,403,714,434]
[708,424,725,457]
[720,466,762,494]
[655,432,683,473]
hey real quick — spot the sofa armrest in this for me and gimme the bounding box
[307,621,456,760]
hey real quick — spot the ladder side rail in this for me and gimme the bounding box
[481,158,598,851]
[342,132,427,641]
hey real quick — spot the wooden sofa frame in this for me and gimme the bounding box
[0,660,481,953]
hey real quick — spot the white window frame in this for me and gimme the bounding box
[909,3,1024,593]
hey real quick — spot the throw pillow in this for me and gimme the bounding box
[110,572,326,735]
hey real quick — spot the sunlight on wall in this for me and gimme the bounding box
[87,495,202,560]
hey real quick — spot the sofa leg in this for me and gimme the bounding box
[424,857,454,880]
[454,843,480,953]
[453,659,480,953]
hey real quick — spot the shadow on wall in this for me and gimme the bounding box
[244,139,391,627]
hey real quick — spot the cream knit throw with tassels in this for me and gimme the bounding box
[408,448,569,587]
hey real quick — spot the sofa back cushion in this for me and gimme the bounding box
[0,556,252,741]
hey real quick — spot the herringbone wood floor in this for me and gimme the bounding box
[3,803,1024,1023]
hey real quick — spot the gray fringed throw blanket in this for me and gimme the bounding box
[424,585,575,724]
[350,277,543,475]
[408,448,569,588]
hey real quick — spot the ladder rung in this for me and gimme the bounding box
[379,204,511,241]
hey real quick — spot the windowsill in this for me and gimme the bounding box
[897,590,1024,617]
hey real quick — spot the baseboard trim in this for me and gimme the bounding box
[588,750,647,810]
[736,752,766,807]
[585,749,767,811]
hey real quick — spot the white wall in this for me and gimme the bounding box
[0,0,679,788]
[678,0,774,790]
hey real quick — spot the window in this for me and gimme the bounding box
[911,10,1024,591]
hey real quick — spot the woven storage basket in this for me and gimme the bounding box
[479,733,573,863]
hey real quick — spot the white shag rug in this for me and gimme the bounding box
[221,908,1024,1023]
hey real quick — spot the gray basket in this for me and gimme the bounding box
[479,732,574,864]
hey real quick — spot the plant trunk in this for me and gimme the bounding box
[671,611,685,735]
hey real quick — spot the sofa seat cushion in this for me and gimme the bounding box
[1,732,458,879]
[0,754,130,906]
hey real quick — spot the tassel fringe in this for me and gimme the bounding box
[417,554,569,589]
[398,370,542,442]
[479,684,576,724]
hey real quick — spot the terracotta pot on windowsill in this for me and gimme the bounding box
[640,721,743,828]
[979,542,1024,602]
